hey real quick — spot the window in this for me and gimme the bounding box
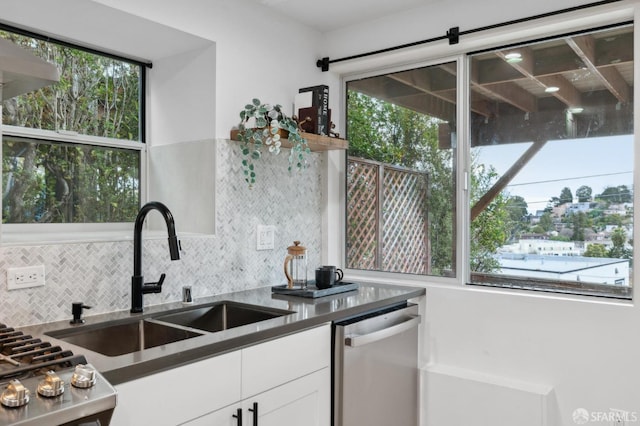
[3,135,139,224]
[469,24,633,299]
[346,61,458,278]
[344,20,634,299]
[1,28,143,228]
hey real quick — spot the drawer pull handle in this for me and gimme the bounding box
[249,402,259,426]
[232,408,242,425]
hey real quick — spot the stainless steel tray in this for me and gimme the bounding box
[271,281,359,298]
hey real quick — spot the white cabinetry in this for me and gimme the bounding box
[112,350,241,425]
[180,403,241,426]
[241,321,329,397]
[241,368,329,426]
[111,324,330,426]
[186,369,329,426]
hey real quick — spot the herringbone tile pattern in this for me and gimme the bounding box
[0,140,323,327]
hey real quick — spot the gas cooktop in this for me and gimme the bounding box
[0,323,117,425]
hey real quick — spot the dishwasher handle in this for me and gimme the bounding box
[345,315,421,347]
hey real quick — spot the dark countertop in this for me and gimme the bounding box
[20,282,425,385]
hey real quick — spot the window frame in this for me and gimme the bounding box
[465,24,634,300]
[0,27,148,243]
[341,55,465,288]
[338,1,638,301]
[2,125,147,241]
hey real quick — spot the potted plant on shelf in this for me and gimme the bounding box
[234,98,310,188]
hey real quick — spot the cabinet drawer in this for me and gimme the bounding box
[241,323,331,398]
[113,350,242,425]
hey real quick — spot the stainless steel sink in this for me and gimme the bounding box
[154,301,293,333]
[47,319,202,357]
[46,301,293,356]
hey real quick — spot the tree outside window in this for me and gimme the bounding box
[1,29,142,225]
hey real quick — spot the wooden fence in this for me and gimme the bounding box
[347,157,429,274]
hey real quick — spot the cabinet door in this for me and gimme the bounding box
[242,368,330,426]
[180,404,242,426]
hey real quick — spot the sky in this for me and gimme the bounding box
[473,135,634,214]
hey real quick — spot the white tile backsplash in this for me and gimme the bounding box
[0,140,323,327]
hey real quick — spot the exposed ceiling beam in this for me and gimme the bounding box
[347,28,632,135]
[474,32,633,84]
[564,35,629,103]
[389,71,483,118]
[437,62,493,117]
[393,93,456,122]
[496,47,582,109]
[537,74,582,108]
[469,57,538,113]
[349,78,456,121]
[479,81,537,113]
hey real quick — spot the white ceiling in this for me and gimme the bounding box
[248,0,433,32]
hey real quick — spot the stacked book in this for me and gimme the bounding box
[295,85,329,136]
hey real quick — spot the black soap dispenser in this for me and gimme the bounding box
[70,302,91,324]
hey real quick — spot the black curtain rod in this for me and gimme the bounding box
[316,0,623,71]
[0,22,153,69]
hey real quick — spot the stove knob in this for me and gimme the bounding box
[1,379,30,408]
[37,371,65,397]
[71,364,97,389]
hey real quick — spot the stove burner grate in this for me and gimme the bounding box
[0,324,88,383]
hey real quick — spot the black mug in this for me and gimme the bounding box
[315,266,344,289]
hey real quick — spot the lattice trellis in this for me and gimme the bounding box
[383,165,428,274]
[347,157,429,274]
[346,159,379,270]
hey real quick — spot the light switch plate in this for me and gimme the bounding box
[257,225,275,250]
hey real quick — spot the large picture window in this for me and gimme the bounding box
[1,28,143,227]
[345,21,634,299]
[469,24,633,299]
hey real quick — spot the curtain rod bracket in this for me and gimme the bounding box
[317,57,330,72]
[447,27,459,45]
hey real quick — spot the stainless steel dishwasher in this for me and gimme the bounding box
[333,302,421,426]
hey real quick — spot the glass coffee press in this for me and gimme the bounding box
[284,241,307,289]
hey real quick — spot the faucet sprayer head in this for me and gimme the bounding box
[168,236,180,261]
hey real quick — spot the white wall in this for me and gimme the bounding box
[91,0,333,138]
[423,287,640,425]
[148,44,217,147]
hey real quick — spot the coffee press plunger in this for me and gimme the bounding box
[284,241,307,289]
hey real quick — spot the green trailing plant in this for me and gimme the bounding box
[235,98,310,187]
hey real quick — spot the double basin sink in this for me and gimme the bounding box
[46,301,294,357]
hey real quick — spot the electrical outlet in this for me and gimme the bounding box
[7,265,45,290]
[257,225,275,250]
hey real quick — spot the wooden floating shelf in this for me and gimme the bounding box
[230,129,348,152]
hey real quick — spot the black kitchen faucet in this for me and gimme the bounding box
[130,201,181,313]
